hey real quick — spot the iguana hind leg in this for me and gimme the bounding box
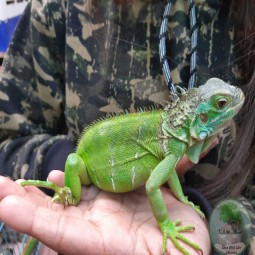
[21,153,91,206]
[63,153,91,205]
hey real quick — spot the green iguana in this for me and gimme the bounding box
[21,78,244,255]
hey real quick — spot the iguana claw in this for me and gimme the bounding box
[160,219,203,255]
[181,196,205,220]
[52,186,75,206]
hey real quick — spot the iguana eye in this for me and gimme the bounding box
[200,113,208,123]
[216,98,228,109]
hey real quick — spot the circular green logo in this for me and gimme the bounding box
[209,199,252,255]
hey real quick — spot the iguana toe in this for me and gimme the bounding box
[160,219,202,255]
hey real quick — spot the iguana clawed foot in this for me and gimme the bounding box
[52,186,74,206]
[20,180,75,206]
[160,219,203,255]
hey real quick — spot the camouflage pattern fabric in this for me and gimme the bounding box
[0,0,250,203]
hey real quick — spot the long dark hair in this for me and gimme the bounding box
[201,0,255,204]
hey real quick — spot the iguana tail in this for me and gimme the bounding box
[22,236,39,255]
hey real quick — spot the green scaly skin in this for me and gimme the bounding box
[21,78,245,255]
[21,237,38,255]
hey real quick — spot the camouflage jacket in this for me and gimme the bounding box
[0,0,239,180]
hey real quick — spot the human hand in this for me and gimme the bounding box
[0,171,210,255]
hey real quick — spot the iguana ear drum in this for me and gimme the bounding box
[200,113,208,123]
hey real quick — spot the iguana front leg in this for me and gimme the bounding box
[146,154,203,255]
[168,169,205,219]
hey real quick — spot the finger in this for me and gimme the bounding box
[30,208,101,254]
[176,154,194,176]
[0,191,104,255]
[0,192,40,232]
[0,176,26,199]
[47,170,65,187]
[0,193,62,241]
[0,176,53,210]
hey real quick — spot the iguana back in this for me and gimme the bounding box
[77,110,165,192]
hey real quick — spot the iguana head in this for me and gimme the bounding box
[187,78,245,140]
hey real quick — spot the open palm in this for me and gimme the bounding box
[0,171,210,255]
